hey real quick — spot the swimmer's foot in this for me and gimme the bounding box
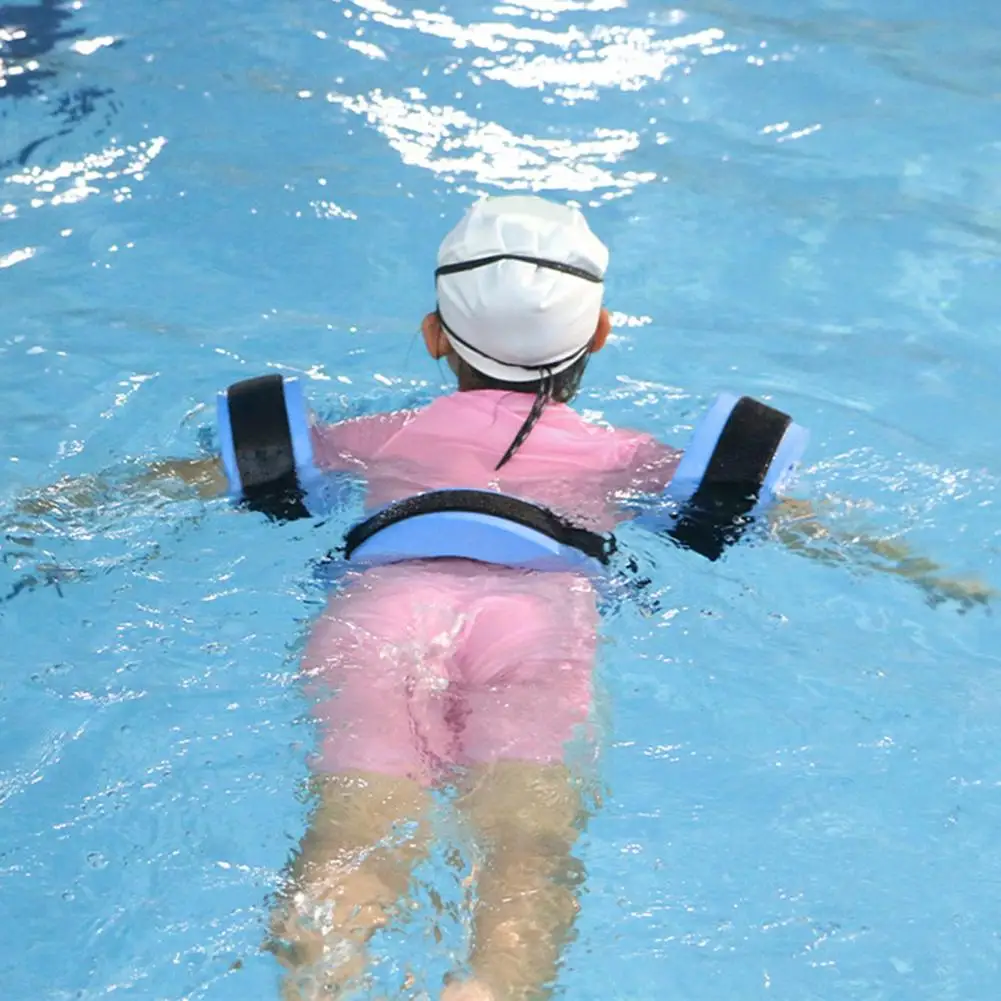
[440,977,496,1001]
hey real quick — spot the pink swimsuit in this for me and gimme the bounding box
[301,390,679,785]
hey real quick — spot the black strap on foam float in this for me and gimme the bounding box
[667,397,792,562]
[343,489,615,565]
[226,374,311,522]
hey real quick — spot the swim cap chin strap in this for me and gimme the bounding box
[434,254,603,470]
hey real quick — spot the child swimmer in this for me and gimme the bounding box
[15,196,994,1001]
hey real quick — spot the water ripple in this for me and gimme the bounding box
[327,86,655,193]
[2,135,166,216]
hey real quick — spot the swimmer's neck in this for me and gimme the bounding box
[454,371,554,398]
[456,383,539,396]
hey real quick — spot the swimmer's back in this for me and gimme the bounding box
[312,389,679,530]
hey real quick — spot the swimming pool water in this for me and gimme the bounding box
[2,0,1000,998]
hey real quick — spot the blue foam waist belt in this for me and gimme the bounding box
[215,376,809,567]
[342,489,613,575]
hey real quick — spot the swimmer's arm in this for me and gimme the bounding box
[769,497,996,609]
[14,407,408,517]
[13,456,227,516]
[138,457,228,498]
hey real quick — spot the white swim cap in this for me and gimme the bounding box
[435,195,609,382]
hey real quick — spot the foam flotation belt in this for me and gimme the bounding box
[216,375,808,566]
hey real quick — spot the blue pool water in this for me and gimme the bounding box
[2,0,1000,998]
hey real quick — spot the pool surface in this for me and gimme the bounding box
[2,0,1000,998]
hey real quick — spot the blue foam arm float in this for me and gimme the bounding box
[645,392,810,560]
[663,393,808,514]
[216,374,336,520]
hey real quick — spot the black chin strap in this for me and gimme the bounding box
[495,369,553,471]
[435,309,590,377]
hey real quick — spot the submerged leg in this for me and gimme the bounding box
[446,761,591,1001]
[267,770,433,1000]
[439,574,600,1000]
[269,569,456,998]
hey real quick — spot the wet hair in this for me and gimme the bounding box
[453,352,591,470]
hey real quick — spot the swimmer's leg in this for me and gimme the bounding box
[440,577,599,1000]
[268,573,454,998]
[266,770,433,1001]
[446,761,590,1001]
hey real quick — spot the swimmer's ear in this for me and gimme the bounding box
[589,308,611,354]
[422,311,451,360]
